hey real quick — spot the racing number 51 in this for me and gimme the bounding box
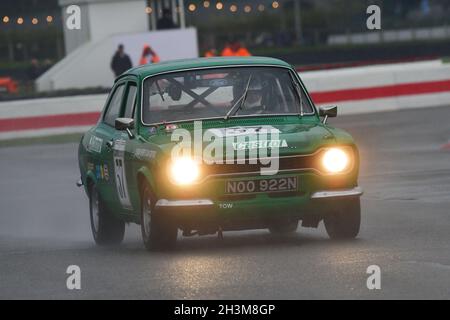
[115,158,126,199]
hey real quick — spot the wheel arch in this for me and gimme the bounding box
[84,171,98,195]
[136,166,157,197]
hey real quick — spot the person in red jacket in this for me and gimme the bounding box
[139,45,160,65]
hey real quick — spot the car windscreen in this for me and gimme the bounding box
[141,66,314,125]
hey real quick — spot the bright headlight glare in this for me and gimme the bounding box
[322,148,350,174]
[170,157,200,185]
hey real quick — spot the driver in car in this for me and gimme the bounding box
[239,76,270,114]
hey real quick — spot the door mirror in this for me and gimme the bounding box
[115,118,135,139]
[319,106,337,124]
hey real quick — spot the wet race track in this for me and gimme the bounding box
[0,106,449,299]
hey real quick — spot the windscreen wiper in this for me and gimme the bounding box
[224,74,253,120]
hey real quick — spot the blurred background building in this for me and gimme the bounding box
[1,0,450,95]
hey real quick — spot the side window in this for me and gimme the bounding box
[104,84,125,127]
[123,83,137,119]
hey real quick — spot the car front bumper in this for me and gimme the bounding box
[310,187,363,199]
[154,187,363,230]
[156,187,363,208]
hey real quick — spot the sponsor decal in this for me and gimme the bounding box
[233,139,288,151]
[113,139,126,152]
[165,124,178,132]
[87,162,94,171]
[148,126,158,135]
[103,164,109,181]
[88,162,109,181]
[134,149,157,161]
[95,164,104,180]
[87,136,102,153]
[206,126,288,152]
[207,126,280,138]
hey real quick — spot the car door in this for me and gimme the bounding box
[93,82,127,212]
[109,80,139,214]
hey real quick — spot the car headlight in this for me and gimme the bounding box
[321,148,351,174]
[169,157,200,185]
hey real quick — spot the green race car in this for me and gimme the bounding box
[77,57,363,250]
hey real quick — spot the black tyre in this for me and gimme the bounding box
[268,219,299,235]
[89,183,125,245]
[140,184,177,251]
[324,198,361,240]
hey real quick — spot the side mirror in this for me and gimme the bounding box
[319,106,337,124]
[115,118,135,139]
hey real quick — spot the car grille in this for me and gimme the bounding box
[202,153,319,177]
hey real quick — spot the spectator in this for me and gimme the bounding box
[232,42,252,57]
[42,59,53,73]
[139,45,160,65]
[157,8,178,30]
[28,58,41,80]
[221,42,252,57]
[204,48,218,58]
[221,43,234,57]
[110,44,133,77]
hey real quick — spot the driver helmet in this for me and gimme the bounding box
[245,77,264,108]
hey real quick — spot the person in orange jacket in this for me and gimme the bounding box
[0,77,18,94]
[139,45,160,65]
[232,42,251,56]
[221,43,234,57]
[204,48,217,58]
[221,41,251,57]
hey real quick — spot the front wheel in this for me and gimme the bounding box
[140,184,178,251]
[323,198,361,240]
[89,183,125,245]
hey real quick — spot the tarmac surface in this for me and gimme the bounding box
[0,106,449,299]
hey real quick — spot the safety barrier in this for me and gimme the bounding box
[1,60,450,140]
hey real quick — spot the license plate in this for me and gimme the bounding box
[225,177,298,195]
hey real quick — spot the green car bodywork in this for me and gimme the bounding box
[78,57,362,249]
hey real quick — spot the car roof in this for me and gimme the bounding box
[119,56,292,81]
